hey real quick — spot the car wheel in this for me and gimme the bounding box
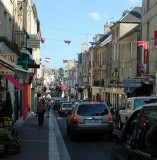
[118,117,123,130]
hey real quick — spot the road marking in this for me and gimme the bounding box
[49,110,71,160]
[57,117,63,120]
[22,140,48,143]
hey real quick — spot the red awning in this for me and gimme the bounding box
[5,75,25,90]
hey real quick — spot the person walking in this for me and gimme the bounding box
[36,101,45,129]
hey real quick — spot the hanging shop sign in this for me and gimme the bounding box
[0,54,17,75]
[123,78,143,87]
[27,39,40,48]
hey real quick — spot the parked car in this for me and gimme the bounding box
[111,103,157,160]
[118,96,157,129]
[67,101,114,140]
[59,102,72,116]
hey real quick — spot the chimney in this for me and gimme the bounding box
[81,42,88,52]
[104,22,111,34]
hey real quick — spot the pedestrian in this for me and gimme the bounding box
[36,101,45,129]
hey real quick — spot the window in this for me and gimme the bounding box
[146,22,149,41]
[134,109,157,156]
[124,111,140,144]
[63,104,72,108]
[116,27,118,38]
[147,0,150,11]
[77,104,108,116]
[134,98,157,109]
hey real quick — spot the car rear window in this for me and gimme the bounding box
[63,104,72,108]
[77,104,108,116]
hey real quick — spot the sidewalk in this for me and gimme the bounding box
[7,112,49,160]
[5,109,71,160]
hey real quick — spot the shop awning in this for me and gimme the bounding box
[5,75,25,90]
[0,55,28,74]
[143,76,155,85]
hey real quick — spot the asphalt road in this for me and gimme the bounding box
[53,109,114,160]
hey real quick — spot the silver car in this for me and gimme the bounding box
[59,102,72,116]
[67,101,114,140]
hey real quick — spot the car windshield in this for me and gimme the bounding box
[63,104,72,108]
[77,104,108,116]
[134,99,157,109]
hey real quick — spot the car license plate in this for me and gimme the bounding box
[85,119,101,123]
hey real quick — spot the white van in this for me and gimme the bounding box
[118,96,157,129]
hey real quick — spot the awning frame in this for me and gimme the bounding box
[0,55,29,73]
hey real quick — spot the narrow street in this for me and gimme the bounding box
[53,109,114,160]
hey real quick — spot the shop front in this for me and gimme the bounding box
[123,77,155,97]
[0,54,29,125]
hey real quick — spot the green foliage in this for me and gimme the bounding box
[0,128,22,155]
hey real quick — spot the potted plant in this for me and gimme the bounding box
[0,128,22,156]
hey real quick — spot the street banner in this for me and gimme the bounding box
[144,42,148,64]
[154,31,157,46]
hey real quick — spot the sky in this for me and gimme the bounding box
[32,0,142,69]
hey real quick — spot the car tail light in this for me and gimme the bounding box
[109,114,113,122]
[71,115,78,125]
[89,102,95,105]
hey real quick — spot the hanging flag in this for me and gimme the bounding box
[144,76,155,85]
[92,61,95,68]
[44,58,50,63]
[64,40,71,45]
[41,38,45,44]
[154,31,157,46]
[137,41,145,46]
[43,67,46,70]
[144,42,148,64]
[137,41,149,64]
[63,60,68,63]
[89,42,100,45]
[138,63,145,74]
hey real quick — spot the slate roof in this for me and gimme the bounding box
[97,31,112,43]
[119,7,142,23]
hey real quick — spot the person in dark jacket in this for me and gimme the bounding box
[36,101,45,129]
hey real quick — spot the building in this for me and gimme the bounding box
[0,0,42,125]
